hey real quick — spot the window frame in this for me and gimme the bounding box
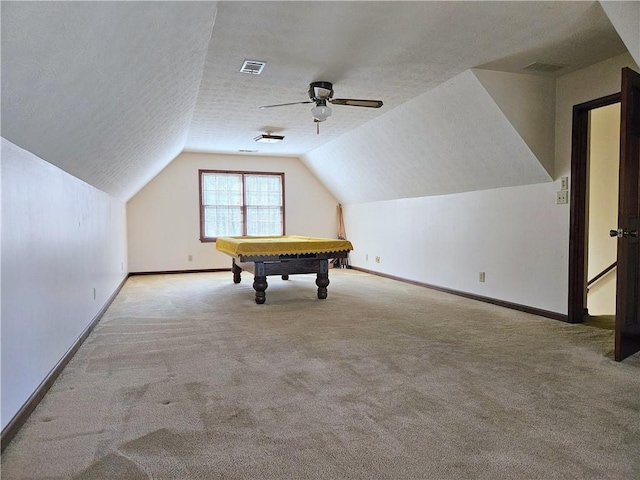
[199,169,285,242]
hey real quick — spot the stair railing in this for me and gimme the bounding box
[587,262,617,292]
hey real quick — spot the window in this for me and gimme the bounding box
[199,170,284,241]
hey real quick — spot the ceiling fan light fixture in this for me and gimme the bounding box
[311,104,332,122]
[254,133,284,143]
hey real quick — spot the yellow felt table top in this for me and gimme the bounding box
[216,235,353,257]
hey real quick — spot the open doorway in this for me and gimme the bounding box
[585,103,620,329]
[568,92,620,327]
[568,66,640,362]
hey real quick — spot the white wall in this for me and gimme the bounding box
[1,138,128,430]
[127,152,340,272]
[587,104,620,315]
[345,182,567,313]
[344,53,638,315]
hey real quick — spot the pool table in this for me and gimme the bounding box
[216,235,353,304]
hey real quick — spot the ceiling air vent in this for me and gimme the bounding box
[240,60,266,75]
[522,62,567,74]
[254,133,284,144]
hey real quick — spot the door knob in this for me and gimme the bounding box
[610,228,638,238]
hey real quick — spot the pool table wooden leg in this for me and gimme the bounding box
[253,262,267,304]
[316,259,330,299]
[232,260,241,284]
[253,276,268,304]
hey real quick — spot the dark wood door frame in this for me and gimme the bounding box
[568,92,620,324]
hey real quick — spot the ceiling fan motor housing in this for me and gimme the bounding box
[309,81,334,102]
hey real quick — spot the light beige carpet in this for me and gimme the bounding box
[2,270,639,479]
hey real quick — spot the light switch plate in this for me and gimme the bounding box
[560,177,569,191]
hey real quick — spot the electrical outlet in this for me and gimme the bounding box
[375,256,381,263]
[93,287,96,299]
[366,254,369,261]
[556,191,568,204]
[560,177,569,191]
[188,255,193,262]
[479,272,485,282]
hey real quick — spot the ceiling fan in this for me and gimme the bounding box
[259,81,383,133]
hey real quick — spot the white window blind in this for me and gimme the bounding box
[200,171,284,240]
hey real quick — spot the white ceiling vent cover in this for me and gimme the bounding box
[240,60,266,75]
[522,62,567,74]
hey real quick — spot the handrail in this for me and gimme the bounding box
[587,261,617,290]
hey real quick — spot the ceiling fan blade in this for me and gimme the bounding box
[259,101,313,109]
[330,98,383,108]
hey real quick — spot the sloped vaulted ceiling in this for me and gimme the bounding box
[301,70,553,205]
[1,1,631,202]
[1,1,218,200]
[600,1,640,66]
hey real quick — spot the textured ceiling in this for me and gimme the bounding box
[1,1,218,200]
[0,1,630,202]
[302,70,552,204]
[599,1,640,66]
[185,1,626,157]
